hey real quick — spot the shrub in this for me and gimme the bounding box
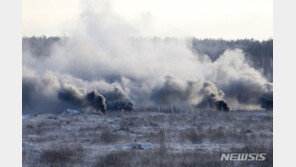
[100,130,119,144]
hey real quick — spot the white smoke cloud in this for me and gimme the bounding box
[22,1,272,113]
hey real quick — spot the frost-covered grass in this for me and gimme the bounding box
[22,110,272,167]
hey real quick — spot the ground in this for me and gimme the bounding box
[22,110,273,167]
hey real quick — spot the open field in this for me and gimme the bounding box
[23,110,272,167]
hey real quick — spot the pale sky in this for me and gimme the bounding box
[23,0,273,40]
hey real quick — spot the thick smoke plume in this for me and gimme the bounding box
[151,76,229,111]
[22,1,272,113]
[58,84,107,113]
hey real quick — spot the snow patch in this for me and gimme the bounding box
[22,114,31,119]
[22,142,42,152]
[254,113,270,119]
[62,109,80,115]
[116,142,152,150]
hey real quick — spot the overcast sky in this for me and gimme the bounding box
[23,0,273,40]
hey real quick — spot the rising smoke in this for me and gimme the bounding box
[22,1,273,114]
[57,84,107,113]
[151,76,230,111]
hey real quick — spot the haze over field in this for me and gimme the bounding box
[22,0,273,114]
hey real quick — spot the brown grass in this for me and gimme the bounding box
[100,130,119,144]
[39,145,85,166]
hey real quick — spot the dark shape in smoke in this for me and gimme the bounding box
[23,70,132,114]
[151,76,229,111]
[22,12,273,113]
[198,97,230,111]
[22,35,273,112]
[103,87,134,111]
[216,100,230,111]
[57,85,107,113]
[22,2,273,112]
[260,92,273,110]
[197,82,230,111]
[86,91,107,113]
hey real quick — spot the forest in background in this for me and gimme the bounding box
[23,37,273,82]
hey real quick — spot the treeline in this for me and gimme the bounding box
[191,38,273,81]
[22,36,61,57]
[22,36,273,81]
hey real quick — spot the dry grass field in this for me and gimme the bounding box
[23,110,272,167]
